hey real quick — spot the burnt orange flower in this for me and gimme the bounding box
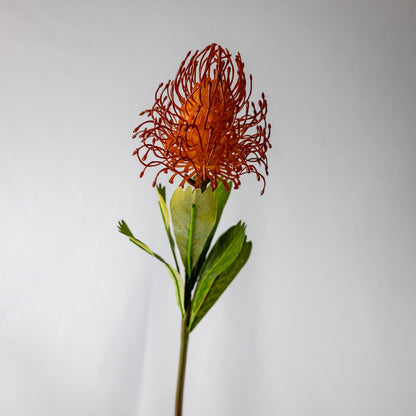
[133,43,271,194]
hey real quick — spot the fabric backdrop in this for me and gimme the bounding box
[1,0,415,415]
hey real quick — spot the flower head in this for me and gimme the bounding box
[133,43,271,194]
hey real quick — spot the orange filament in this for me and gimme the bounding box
[133,43,271,193]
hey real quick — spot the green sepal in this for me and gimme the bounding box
[117,220,184,316]
[189,238,252,331]
[170,187,217,276]
[156,184,180,272]
[190,221,247,329]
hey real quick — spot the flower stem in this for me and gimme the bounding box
[175,307,190,416]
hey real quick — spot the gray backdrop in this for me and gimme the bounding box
[1,0,415,415]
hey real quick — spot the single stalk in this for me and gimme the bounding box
[175,306,190,416]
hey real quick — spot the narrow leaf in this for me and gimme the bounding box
[117,220,184,316]
[156,185,180,271]
[191,222,247,321]
[197,180,232,271]
[156,184,170,231]
[189,239,252,331]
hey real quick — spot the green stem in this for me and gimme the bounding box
[175,306,190,416]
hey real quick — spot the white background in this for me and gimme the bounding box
[1,0,415,415]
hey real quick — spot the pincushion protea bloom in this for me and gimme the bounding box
[133,43,271,194]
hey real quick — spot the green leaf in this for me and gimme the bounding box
[190,222,247,324]
[156,185,180,272]
[197,181,232,271]
[156,184,169,230]
[189,239,252,331]
[213,181,232,231]
[117,220,184,316]
[170,187,217,275]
